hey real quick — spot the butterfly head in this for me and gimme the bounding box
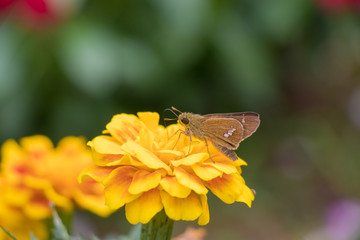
[178,113,190,126]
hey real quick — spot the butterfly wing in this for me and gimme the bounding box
[200,117,244,150]
[203,112,260,140]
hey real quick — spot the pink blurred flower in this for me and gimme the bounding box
[0,0,78,30]
[325,200,360,240]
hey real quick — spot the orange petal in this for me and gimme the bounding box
[128,170,162,195]
[91,151,125,166]
[73,189,113,217]
[125,188,163,224]
[236,185,255,207]
[198,195,210,225]
[121,141,171,173]
[191,163,222,181]
[206,173,245,204]
[171,153,208,167]
[137,112,160,133]
[78,165,116,183]
[106,114,143,144]
[103,166,140,209]
[74,177,114,217]
[160,191,202,221]
[89,136,126,155]
[160,176,191,198]
[173,167,207,195]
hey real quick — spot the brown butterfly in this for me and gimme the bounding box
[165,107,260,161]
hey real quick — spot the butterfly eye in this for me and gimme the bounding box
[181,117,190,124]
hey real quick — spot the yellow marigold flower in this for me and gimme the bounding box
[80,112,255,225]
[0,136,112,218]
[0,176,48,240]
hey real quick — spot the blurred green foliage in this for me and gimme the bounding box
[1,0,360,239]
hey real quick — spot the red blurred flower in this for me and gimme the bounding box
[317,0,360,13]
[0,0,77,29]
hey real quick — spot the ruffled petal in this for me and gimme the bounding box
[137,112,160,133]
[236,185,255,207]
[205,160,238,175]
[171,153,208,167]
[125,188,163,224]
[103,166,140,209]
[173,167,207,195]
[88,136,125,155]
[160,176,191,198]
[206,173,244,204]
[121,141,171,173]
[128,170,162,195]
[105,114,143,144]
[155,150,183,162]
[191,163,222,181]
[160,191,202,221]
[139,128,155,151]
[198,194,210,225]
[78,165,117,184]
[91,151,125,166]
[74,177,113,217]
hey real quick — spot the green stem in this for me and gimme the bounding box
[140,210,174,240]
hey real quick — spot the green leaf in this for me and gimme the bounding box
[0,225,17,240]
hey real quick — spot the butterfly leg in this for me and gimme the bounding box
[171,129,186,150]
[204,138,214,163]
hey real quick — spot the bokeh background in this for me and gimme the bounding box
[1,0,360,239]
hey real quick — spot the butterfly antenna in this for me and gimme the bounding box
[163,108,180,139]
[171,106,183,114]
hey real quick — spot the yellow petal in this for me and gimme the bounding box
[236,185,255,207]
[24,199,52,220]
[106,114,143,144]
[89,136,126,155]
[125,188,163,224]
[1,139,25,174]
[173,167,207,195]
[234,158,248,166]
[191,163,222,181]
[78,165,116,183]
[203,158,238,175]
[56,136,87,153]
[160,191,202,221]
[43,187,73,212]
[137,112,160,132]
[171,153,208,167]
[121,141,171,173]
[160,176,191,198]
[20,135,54,154]
[198,194,210,225]
[103,166,140,209]
[206,173,245,204]
[155,150,183,162]
[139,128,155,151]
[128,170,162,195]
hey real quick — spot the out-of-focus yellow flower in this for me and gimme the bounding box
[0,176,48,240]
[80,112,254,225]
[0,135,113,240]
